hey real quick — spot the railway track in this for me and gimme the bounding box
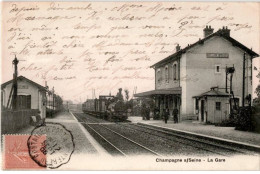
[74,113,109,123]
[73,113,258,157]
[73,113,161,156]
[120,123,256,156]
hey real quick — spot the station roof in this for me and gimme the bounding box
[1,76,47,91]
[151,29,259,68]
[134,87,181,97]
[193,88,231,98]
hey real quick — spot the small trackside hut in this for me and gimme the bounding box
[1,76,47,119]
[193,87,230,123]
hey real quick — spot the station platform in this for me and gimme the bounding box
[16,111,107,156]
[128,116,260,147]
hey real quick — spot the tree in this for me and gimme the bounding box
[55,95,64,110]
[255,84,260,99]
[124,89,129,101]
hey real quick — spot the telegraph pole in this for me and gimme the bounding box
[242,52,246,107]
[12,55,19,110]
[226,66,235,117]
[225,66,228,93]
[53,87,55,111]
[52,87,55,116]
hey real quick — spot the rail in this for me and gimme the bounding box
[74,113,162,157]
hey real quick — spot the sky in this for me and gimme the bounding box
[2,2,260,103]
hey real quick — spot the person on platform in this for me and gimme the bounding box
[146,106,150,120]
[173,108,179,123]
[154,107,159,120]
[141,103,146,120]
[163,108,169,124]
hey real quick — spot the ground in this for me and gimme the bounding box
[128,116,260,146]
[15,112,99,155]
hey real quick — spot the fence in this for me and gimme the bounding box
[1,109,39,134]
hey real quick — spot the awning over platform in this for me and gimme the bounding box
[134,87,182,97]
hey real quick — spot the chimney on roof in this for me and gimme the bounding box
[203,25,214,38]
[176,44,181,52]
[219,26,230,37]
[210,86,219,91]
[45,81,49,89]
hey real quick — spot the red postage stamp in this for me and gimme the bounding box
[3,135,46,170]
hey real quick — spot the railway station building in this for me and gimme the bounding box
[1,76,47,119]
[134,26,259,123]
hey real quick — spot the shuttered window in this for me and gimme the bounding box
[157,69,161,82]
[173,64,177,80]
[165,66,169,83]
[17,95,31,109]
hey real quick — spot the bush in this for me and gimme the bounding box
[216,118,235,127]
[251,105,260,133]
[234,106,254,131]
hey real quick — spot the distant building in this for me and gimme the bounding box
[135,26,259,123]
[63,100,73,105]
[68,103,82,112]
[1,76,47,119]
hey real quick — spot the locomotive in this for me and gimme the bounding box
[82,95,128,121]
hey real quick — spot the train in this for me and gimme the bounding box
[82,95,128,121]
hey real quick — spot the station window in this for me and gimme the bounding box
[216,102,221,110]
[165,66,169,83]
[215,65,221,73]
[157,69,161,83]
[173,64,177,80]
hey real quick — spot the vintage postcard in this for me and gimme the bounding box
[1,1,260,170]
